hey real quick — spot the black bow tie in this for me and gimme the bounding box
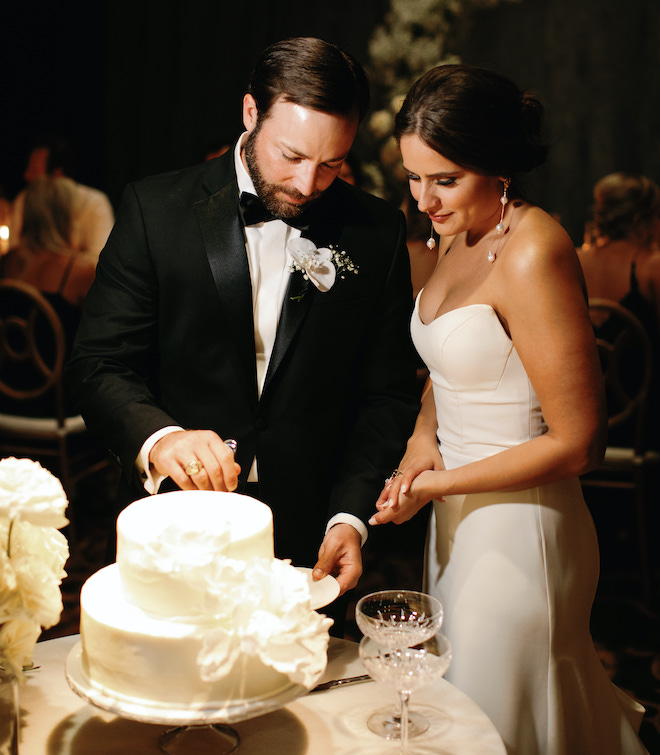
[239,192,310,231]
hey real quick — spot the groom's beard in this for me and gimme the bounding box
[244,129,323,219]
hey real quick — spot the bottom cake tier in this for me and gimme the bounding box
[79,565,295,707]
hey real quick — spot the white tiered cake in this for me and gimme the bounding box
[79,490,332,708]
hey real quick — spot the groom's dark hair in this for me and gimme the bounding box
[248,37,370,124]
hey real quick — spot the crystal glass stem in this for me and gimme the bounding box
[399,690,411,754]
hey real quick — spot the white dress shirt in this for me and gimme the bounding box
[235,135,301,398]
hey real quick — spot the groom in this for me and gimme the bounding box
[66,37,419,625]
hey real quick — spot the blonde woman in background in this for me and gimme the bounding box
[1,175,96,308]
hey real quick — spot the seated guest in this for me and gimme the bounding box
[9,134,114,262]
[1,175,96,312]
[0,176,96,417]
[579,172,660,449]
[579,172,660,329]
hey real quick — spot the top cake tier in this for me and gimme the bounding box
[116,490,274,617]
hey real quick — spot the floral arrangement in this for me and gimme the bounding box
[359,0,522,204]
[0,457,69,681]
[288,238,358,296]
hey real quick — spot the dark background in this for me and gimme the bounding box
[2,0,659,245]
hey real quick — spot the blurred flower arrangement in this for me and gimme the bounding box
[359,0,522,204]
[0,457,69,682]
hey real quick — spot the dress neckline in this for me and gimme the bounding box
[415,291,495,327]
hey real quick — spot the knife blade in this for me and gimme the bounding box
[311,674,372,692]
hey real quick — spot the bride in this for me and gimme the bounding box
[369,64,649,755]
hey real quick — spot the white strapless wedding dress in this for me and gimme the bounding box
[411,298,648,755]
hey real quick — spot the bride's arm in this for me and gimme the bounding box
[406,378,440,453]
[372,215,607,526]
[372,377,444,522]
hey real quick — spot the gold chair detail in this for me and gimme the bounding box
[0,278,113,543]
[581,297,660,608]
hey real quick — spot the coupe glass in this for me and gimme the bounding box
[359,633,452,755]
[355,590,443,739]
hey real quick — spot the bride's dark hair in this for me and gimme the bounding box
[394,65,548,198]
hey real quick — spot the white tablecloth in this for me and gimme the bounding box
[19,634,506,754]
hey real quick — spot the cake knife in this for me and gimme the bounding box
[311,674,372,692]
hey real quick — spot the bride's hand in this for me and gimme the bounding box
[371,470,442,525]
[370,438,444,526]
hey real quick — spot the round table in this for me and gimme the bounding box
[20,634,506,754]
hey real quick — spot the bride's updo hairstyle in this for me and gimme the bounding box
[394,65,548,198]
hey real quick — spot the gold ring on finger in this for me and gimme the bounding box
[185,459,204,476]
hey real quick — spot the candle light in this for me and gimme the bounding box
[0,225,9,254]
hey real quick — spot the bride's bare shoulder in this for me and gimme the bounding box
[507,204,575,263]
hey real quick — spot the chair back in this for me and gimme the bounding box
[588,297,653,455]
[0,278,67,424]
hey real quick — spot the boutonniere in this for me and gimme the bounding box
[287,238,358,298]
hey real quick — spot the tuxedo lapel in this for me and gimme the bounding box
[263,190,344,394]
[264,269,314,391]
[195,180,258,406]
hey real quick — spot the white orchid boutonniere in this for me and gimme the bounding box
[287,238,358,297]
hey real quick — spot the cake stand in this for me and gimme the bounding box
[65,571,339,752]
[66,642,314,754]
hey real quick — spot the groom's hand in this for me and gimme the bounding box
[313,524,362,595]
[149,430,240,492]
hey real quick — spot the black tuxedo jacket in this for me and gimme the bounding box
[66,149,419,566]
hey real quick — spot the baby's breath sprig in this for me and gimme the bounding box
[330,246,359,279]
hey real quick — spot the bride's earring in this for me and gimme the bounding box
[488,178,511,263]
[426,220,437,250]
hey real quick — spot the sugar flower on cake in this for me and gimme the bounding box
[288,237,358,293]
[0,457,69,680]
[129,523,233,579]
[198,558,332,690]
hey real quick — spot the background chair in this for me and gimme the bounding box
[581,298,660,609]
[0,278,114,546]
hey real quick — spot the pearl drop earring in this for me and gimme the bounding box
[426,220,437,250]
[487,178,511,263]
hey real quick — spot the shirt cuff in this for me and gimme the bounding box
[137,426,184,495]
[325,513,368,547]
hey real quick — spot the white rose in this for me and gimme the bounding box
[12,553,64,629]
[8,522,68,581]
[0,617,42,679]
[0,458,68,529]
